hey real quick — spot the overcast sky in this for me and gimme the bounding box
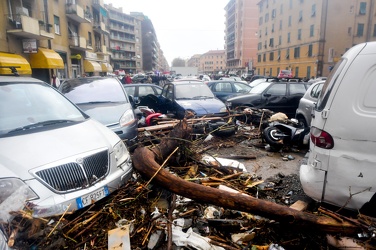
[107,0,229,65]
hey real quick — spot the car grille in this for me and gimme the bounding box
[35,150,109,192]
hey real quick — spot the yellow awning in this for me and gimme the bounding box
[84,60,102,72]
[29,48,64,69]
[101,62,113,73]
[0,52,32,75]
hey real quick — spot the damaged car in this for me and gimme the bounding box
[0,76,133,245]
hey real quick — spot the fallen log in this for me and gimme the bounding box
[132,120,361,235]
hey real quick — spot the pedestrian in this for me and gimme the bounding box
[124,74,132,84]
[51,73,60,88]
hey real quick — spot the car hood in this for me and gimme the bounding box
[0,119,120,179]
[77,102,132,126]
[225,93,261,101]
[176,98,226,115]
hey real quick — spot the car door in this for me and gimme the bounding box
[210,81,233,101]
[160,84,177,115]
[260,83,288,114]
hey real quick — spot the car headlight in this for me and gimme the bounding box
[0,178,38,204]
[220,106,228,113]
[113,140,130,166]
[120,109,136,127]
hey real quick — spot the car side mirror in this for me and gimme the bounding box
[264,93,271,97]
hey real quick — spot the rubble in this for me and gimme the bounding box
[1,109,376,249]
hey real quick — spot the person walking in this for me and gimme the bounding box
[51,73,60,88]
[125,74,132,84]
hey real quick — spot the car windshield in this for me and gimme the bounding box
[175,83,215,99]
[0,81,86,136]
[249,81,272,94]
[60,78,128,104]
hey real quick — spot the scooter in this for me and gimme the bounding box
[262,118,310,152]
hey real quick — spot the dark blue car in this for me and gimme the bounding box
[144,80,229,119]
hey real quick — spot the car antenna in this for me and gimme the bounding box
[0,66,20,76]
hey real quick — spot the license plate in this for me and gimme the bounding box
[76,186,109,209]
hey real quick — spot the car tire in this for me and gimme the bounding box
[263,126,284,152]
[211,121,237,137]
[297,116,308,128]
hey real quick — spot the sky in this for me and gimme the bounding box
[107,0,229,65]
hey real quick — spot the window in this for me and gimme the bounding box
[258,54,262,62]
[269,52,274,61]
[289,0,293,9]
[348,27,352,35]
[279,20,282,30]
[265,27,268,35]
[277,50,281,61]
[286,49,290,59]
[259,17,263,25]
[278,35,282,45]
[357,23,364,36]
[298,10,303,22]
[258,42,262,50]
[287,32,291,43]
[294,67,299,78]
[298,29,302,40]
[272,23,275,33]
[311,4,316,17]
[263,53,266,62]
[267,83,286,96]
[373,24,376,37]
[290,83,307,95]
[269,38,274,47]
[294,47,300,58]
[88,32,92,46]
[308,44,313,57]
[265,13,269,22]
[359,2,367,15]
[288,16,292,26]
[272,9,276,18]
[310,25,315,37]
[280,4,283,14]
[307,66,311,79]
[54,15,60,35]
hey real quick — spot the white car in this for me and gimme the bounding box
[0,76,133,246]
[219,77,248,84]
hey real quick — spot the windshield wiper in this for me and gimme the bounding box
[191,96,213,99]
[8,120,75,134]
[76,101,113,105]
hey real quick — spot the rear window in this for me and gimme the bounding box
[316,59,347,111]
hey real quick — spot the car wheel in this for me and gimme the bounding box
[211,121,237,137]
[263,126,284,152]
[297,116,308,128]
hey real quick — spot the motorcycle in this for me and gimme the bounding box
[262,118,310,152]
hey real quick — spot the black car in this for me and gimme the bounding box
[207,80,252,102]
[224,80,310,118]
[122,83,162,107]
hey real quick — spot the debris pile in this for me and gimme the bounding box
[1,110,376,249]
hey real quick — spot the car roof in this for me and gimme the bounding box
[0,76,45,83]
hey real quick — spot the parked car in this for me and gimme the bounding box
[58,77,138,146]
[219,77,248,84]
[0,75,133,244]
[143,80,229,119]
[295,80,325,127]
[277,70,293,79]
[131,74,148,83]
[207,80,252,102]
[122,83,162,107]
[300,41,376,215]
[249,75,268,82]
[224,80,310,118]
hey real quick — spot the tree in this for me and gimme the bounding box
[171,57,186,67]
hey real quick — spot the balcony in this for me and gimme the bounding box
[95,45,107,54]
[69,36,87,51]
[92,0,105,10]
[93,21,109,34]
[66,4,91,23]
[6,14,54,40]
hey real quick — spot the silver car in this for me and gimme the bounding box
[295,80,325,127]
[0,76,132,224]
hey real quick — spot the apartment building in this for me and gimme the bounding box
[256,0,376,78]
[225,0,259,76]
[106,4,142,74]
[200,50,226,75]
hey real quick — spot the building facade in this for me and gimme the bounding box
[225,0,259,76]
[255,0,376,78]
[200,50,226,75]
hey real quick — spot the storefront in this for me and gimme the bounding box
[83,60,102,76]
[29,48,64,83]
[100,62,113,76]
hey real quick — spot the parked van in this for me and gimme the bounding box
[300,42,376,214]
